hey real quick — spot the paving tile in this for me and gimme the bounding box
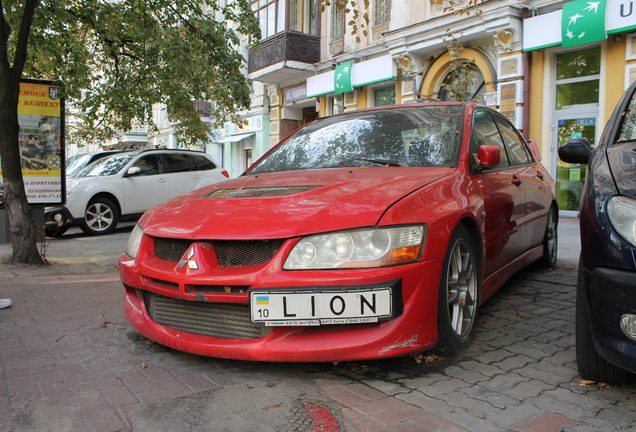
[514,412,577,432]
[394,414,469,432]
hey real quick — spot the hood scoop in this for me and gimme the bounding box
[207,186,321,199]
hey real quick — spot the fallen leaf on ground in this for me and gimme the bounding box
[262,404,281,411]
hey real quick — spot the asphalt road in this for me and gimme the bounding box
[0,218,635,432]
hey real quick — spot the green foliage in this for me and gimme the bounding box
[2,0,260,146]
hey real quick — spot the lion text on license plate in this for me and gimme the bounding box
[250,288,392,326]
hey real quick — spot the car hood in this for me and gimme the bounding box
[607,142,636,196]
[140,167,453,239]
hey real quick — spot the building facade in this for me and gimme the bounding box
[246,0,636,215]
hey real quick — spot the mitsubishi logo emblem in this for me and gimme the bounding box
[177,246,199,270]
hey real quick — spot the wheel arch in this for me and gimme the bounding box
[455,216,483,278]
[87,192,122,216]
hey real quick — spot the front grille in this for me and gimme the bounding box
[143,292,271,339]
[214,240,284,267]
[155,238,192,262]
[207,186,319,199]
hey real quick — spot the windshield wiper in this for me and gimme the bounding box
[340,158,408,167]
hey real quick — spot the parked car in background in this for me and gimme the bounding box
[66,150,126,178]
[45,149,228,236]
[120,103,557,362]
[560,81,636,384]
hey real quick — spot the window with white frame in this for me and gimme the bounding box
[329,95,344,114]
[290,0,318,34]
[252,0,285,40]
[374,0,390,26]
[331,4,344,42]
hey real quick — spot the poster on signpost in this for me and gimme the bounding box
[0,79,65,206]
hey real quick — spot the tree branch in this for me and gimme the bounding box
[12,0,39,77]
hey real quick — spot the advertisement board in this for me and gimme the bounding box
[1,79,65,206]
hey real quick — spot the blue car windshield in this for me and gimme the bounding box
[76,153,135,177]
[248,105,464,174]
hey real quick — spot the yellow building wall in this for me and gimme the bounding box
[604,36,627,123]
[528,50,545,147]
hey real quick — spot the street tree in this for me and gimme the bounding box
[0,0,259,264]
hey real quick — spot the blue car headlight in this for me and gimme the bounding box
[608,196,636,248]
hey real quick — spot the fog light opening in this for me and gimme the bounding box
[53,213,63,222]
[620,314,636,341]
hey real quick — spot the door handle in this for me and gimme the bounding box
[158,178,167,183]
[512,175,522,186]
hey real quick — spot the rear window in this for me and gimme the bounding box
[248,106,463,174]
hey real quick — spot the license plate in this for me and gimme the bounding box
[250,288,392,326]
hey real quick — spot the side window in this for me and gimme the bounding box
[133,154,161,176]
[495,116,532,165]
[193,154,215,170]
[163,153,195,173]
[471,110,510,169]
[618,92,636,142]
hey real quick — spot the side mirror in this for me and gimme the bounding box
[558,138,592,164]
[477,145,501,170]
[126,166,142,176]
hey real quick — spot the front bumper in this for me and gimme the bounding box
[586,266,636,374]
[44,206,79,227]
[119,238,444,362]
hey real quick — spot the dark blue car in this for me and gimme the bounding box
[559,81,636,384]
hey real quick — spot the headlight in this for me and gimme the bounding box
[125,224,144,258]
[608,196,636,247]
[66,181,79,196]
[284,225,426,269]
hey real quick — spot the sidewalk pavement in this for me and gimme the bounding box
[1,218,634,432]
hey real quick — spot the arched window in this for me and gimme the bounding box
[438,63,485,103]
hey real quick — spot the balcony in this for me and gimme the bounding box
[248,32,320,85]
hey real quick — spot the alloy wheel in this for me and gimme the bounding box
[85,202,114,232]
[446,238,477,338]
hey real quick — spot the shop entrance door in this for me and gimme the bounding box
[552,108,597,214]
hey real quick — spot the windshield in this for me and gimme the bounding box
[66,154,91,178]
[248,106,463,175]
[76,153,135,177]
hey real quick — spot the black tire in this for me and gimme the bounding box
[575,259,632,384]
[45,223,70,237]
[537,206,558,269]
[436,225,480,354]
[80,197,119,235]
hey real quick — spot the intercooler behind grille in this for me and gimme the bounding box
[214,240,284,267]
[154,238,192,262]
[143,292,271,339]
[153,238,284,267]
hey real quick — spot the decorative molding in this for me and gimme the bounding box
[627,33,636,60]
[493,29,518,53]
[626,64,636,90]
[498,54,523,80]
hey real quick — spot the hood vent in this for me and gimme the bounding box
[207,186,320,199]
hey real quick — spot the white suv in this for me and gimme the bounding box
[45,149,228,236]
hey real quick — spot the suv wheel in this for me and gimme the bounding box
[80,197,119,235]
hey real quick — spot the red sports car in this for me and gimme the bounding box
[120,103,557,362]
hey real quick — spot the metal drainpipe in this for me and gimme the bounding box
[522,8,531,140]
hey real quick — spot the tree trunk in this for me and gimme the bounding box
[0,70,45,264]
